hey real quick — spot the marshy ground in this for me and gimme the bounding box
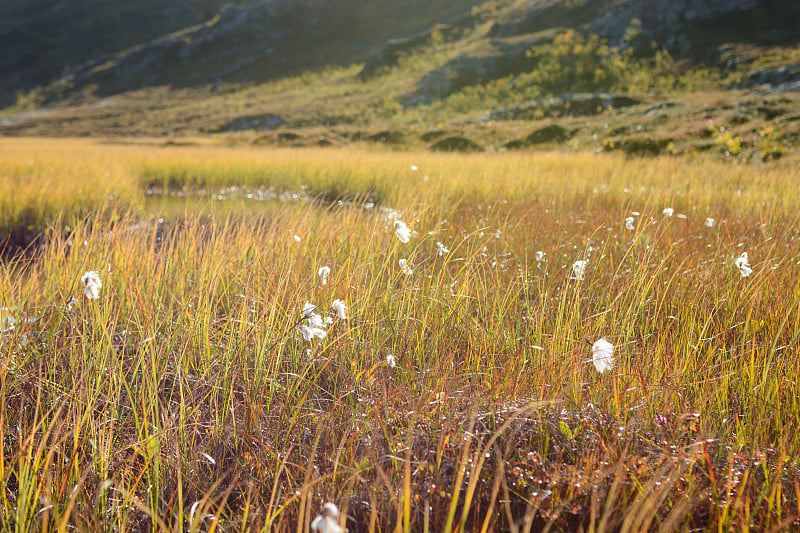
[1,137,799,531]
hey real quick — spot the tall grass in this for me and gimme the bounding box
[0,139,140,254]
[1,138,799,530]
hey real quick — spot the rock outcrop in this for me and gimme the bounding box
[473,93,642,122]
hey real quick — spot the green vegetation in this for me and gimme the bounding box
[4,31,799,165]
[423,29,735,121]
[1,138,799,530]
[3,0,799,152]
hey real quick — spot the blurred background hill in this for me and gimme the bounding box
[2,0,799,156]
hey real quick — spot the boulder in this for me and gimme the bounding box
[219,114,284,132]
[734,66,800,92]
[478,93,641,122]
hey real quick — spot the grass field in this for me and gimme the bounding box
[1,138,799,531]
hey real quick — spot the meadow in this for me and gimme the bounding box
[1,137,799,531]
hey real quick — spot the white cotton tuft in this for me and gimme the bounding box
[625,217,635,231]
[81,271,102,300]
[399,258,413,275]
[331,299,347,320]
[735,252,753,278]
[394,220,411,243]
[591,338,614,374]
[572,260,588,281]
[299,324,327,342]
[308,312,326,329]
[299,302,327,342]
[302,302,316,319]
[311,502,342,533]
[318,266,331,285]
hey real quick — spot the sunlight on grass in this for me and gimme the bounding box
[0,137,798,530]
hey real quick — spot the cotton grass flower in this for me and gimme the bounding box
[735,252,753,277]
[394,220,411,244]
[299,302,327,342]
[293,234,302,242]
[572,259,588,281]
[436,242,450,256]
[318,266,331,285]
[311,502,342,533]
[705,217,715,228]
[591,338,614,374]
[308,311,326,329]
[535,251,545,262]
[299,324,326,342]
[399,258,413,275]
[331,299,347,320]
[386,354,396,368]
[662,207,674,217]
[302,301,317,319]
[81,271,102,300]
[625,216,635,231]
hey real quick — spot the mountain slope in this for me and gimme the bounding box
[0,0,479,105]
[0,0,229,106]
[1,0,799,146]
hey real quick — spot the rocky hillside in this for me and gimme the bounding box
[0,0,229,106]
[1,0,477,106]
[5,0,800,107]
[2,0,799,143]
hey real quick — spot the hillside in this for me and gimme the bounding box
[0,0,229,107]
[0,0,478,106]
[2,0,800,157]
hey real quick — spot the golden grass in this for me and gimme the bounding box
[1,137,799,530]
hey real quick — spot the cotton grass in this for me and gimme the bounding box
[591,338,614,374]
[81,271,102,300]
[310,503,342,533]
[3,139,799,531]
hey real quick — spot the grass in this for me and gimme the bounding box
[1,138,800,530]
